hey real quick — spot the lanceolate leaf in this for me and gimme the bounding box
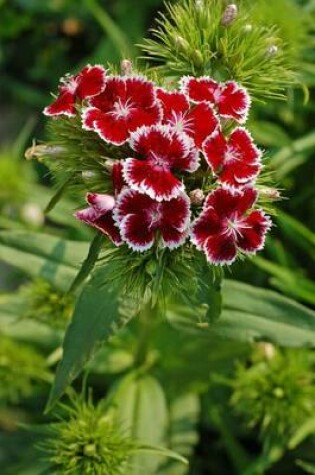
[68,232,105,293]
[0,231,88,291]
[158,394,200,475]
[110,372,169,474]
[47,266,137,410]
[167,280,315,347]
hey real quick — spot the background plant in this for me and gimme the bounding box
[1,1,315,474]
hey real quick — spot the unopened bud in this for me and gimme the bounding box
[195,0,203,11]
[260,187,281,200]
[190,189,205,205]
[243,24,253,33]
[21,203,44,226]
[192,49,203,68]
[174,35,190,53]
[84,443,97,457]
[121,59,133,76]
[221,4,238,26]
[266,45,278,57]
[25,142,65,161]
[82,170,97,181]
[257,342,276,360]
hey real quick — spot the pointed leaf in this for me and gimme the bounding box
[167,280,315,347]
[0,231,88,291]
[110,372,168,474]
[47,266,137,409]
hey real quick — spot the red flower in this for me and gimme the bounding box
[157,88,219,148]
[74,193,122,245]
[113,189,191,251]
[203,127,262,188]
[82,76,161,145]
[123,124,199,201]
[180,77,250,124]
[191,187,271,265]
[44,65,107,117]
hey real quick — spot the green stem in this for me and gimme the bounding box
[134,300,156,368]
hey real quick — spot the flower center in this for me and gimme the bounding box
[112,98,134,118]
[61,75,78,94]
[226,215,248,237]
[225,147,240,163]
[148,205,162,228]
[150,151,170,169]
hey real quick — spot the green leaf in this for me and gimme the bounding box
[0,231,88,291]
[167,280,315,347]
[252,255,315,305]
[46,266,137,410]
[0,293,60,347]
[158,394,199,475]
[44,175,74,214]
[296,460,315,475]
[289,417,315,449]
[68,232,105,293]
[111,372,168,474]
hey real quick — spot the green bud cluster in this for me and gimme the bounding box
[39,393,135,474]
[21,279,74,329]
[0,335,50,404]
[231,345,315,446]
[141,0,296,101]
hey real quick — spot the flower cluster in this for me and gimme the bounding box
[44,64,272,265]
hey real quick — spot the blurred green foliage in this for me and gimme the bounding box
[1,0,315,474]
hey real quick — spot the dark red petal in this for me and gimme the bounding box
[180,76,219,103]
[86,193,115,213]
[237,210,271,253]
[125,76,157,108]
[229,128,261,164]
[120,214,155,251]
[89,76,126,110]
[186,103,219,148]
[74,207,122,246]
[130,125,198,172]
[219,161,261,187]
[218,81,250,123]
[113,188,154,224]
[203,129,227,172]
[160,193,191,232]
[123,158,184,201]
[191,207,224,249]
[94,114,129,145]
[161,227,188,249]
[157,88,189,123]
[204,233,237,265]
[93,214,123,245]
[82,107,104,130]
[43,90,76,117]
[204,187,241,218]
[112,162,125,194]
[126,104,161,132]
[233,187,258,215]
[76,65,107,99]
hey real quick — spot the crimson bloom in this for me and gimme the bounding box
[75,193,122,245]
[203,127,262,188]
[180,77,250,124]
[113,188,191,251]
[44,65,107,117]
[156,88,219,148]
[191,187,271,265]
[82,76,161,145]
[123,124,199,202]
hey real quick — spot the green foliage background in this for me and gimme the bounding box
[1,0,315,474]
